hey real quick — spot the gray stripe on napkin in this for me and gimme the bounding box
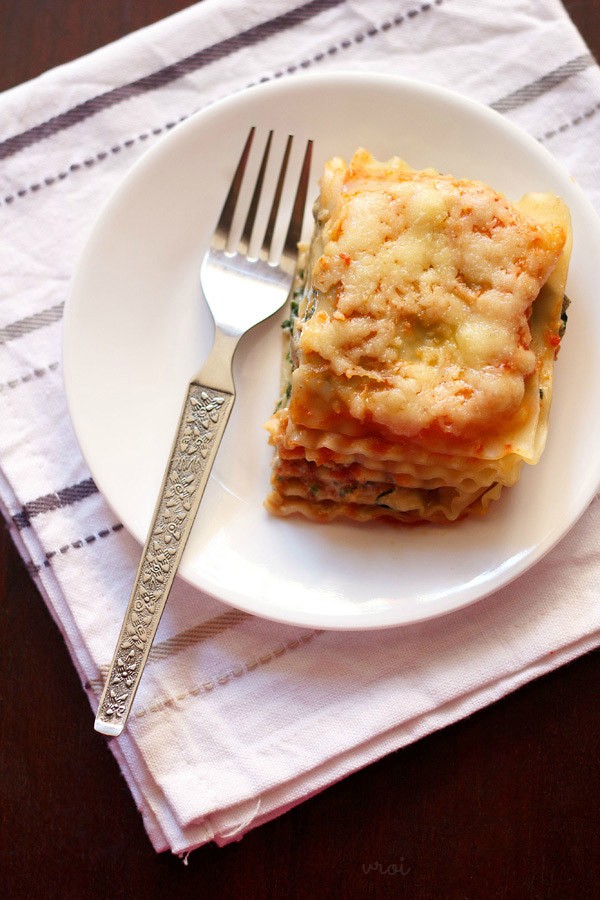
[94,609,253,680]
[0,302,64,345]
[145,609,252,659]
[13,477,98,529]
[491,53,595,113]
[88,629,320,701]
[2,1,444,208]
[27,523,124,575]
[538,98,600,143]
[0,0,346,161]
[0,362,60,393]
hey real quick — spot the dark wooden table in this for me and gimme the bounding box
[1,3,598,898]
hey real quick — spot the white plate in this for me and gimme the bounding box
[63,73,600,630]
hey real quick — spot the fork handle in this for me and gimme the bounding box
[94,330,237,735]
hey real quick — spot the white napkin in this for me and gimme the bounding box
[1,0,599,855]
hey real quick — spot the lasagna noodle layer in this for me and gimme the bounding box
[265,484,504,524]
[271,453,521,494]
[267,410,524,487]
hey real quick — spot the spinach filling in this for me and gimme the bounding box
[558,293,570,339]
[276,264,318,411]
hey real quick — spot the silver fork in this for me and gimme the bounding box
[94,128,313,736]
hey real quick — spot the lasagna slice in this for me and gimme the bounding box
[265,149,572,523]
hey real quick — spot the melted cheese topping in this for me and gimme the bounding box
[293,149,566,441]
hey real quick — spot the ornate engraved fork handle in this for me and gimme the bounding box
[95,329,237,736]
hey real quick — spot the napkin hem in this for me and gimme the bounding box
[204,630,599,850]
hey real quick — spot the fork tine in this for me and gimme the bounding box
[238,130,273,257]
[260,134,293,260]
[282,139,313,257]
[213,127,255,244]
